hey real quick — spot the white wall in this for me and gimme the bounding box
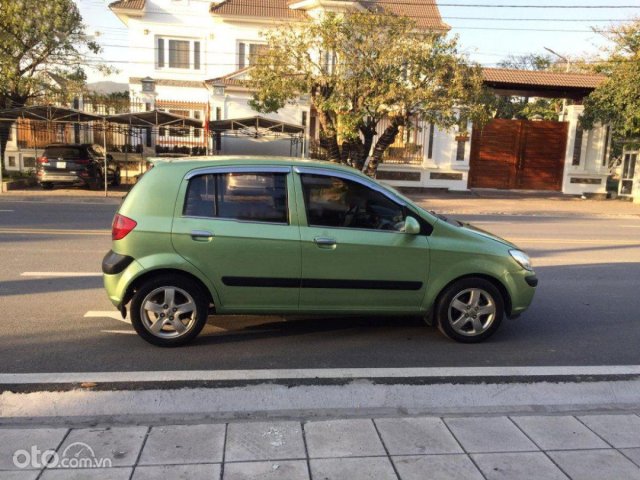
[561,105,609,196]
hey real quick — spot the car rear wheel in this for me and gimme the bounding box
[130,275,209,347]
[40,182,54,190]
[436,277,504,343]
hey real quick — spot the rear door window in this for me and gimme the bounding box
[184,172,288,224]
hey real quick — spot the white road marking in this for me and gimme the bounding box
[1,365,640,385]
[100,330,136,335]
[22,272,102,278]
[0,209,14,212]
[85,311,131,324]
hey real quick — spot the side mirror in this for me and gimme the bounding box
[404,216,421,235]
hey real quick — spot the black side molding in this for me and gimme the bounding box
[102,250,134,275]
[525,275,539,287]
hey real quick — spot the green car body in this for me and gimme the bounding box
[102,156,537,346]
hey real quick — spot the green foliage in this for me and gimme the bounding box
[249,10,490,172]
[0,0,102,108]
[581,19,640,139]
[494,53,561,121]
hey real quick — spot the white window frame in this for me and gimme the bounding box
[156,36,201,71]
[237,40,267,69]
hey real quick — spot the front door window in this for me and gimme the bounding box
[300,174,407,232]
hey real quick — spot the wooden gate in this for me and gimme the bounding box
[469,119,568,190]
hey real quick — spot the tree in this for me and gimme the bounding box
[0,0,103,165]
[581,20,640,141]
[249,11,490,175]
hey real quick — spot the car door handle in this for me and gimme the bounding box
[190,230,214,241]
[314,237,337,248]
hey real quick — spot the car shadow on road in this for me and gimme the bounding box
[0,276,102,296]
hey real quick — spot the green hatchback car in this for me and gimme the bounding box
[102,156,537,347]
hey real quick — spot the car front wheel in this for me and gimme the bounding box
[436,277,504,343]
[130,275,209,347]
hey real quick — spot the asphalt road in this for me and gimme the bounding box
[1,197,639,373]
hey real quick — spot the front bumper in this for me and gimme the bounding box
[505,269,538,317]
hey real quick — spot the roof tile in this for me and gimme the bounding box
[108,0,145,10]
[482,68,605,89]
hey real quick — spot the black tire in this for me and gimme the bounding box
[40,182,54,190]
[436,277,504,343]
[130,274,209,347]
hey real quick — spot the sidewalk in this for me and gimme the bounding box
[1,413,640,479]
[3,186,640,217]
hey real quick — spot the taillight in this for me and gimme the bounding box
[112,214,137,240]
[37,156,48,164]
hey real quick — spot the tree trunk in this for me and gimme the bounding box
[316,109,341,162]
[366,117,404,176]
[356,125,376,171]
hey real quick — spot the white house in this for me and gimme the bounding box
[2,0,611,198]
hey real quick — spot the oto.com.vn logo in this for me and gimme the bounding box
[13,442,113,469]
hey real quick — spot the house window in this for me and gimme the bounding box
[572,126,584,166]
[238,42,266,69]
[157,37,201,70]
[456,140,466,161]
[216,107,222,121]
[302,111,307,128]
[602,126,610,167]
[8,156,16,167]
[427,123,435,160]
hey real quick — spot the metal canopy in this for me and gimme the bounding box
[210,116,304,137]
[107,109,202,128]
[0,105,103,123]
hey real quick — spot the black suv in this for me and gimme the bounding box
[36,144,121,189]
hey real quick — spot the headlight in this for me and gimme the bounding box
[509,250,533,271]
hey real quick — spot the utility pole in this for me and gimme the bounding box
[544,47,571,120]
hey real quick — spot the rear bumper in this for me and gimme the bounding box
[37,172,88,185]
[103,256,145,308]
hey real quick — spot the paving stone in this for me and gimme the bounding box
[55,427,146,468]
[392,455,484,480]
[310,457,397,480]
[375,417,462,455]
[138,424,225,465]
[549,449,640,480]
[223,460,309,480]
[132,463,221,480]
[444,417,537,453]
[304,419,386,458]
[0,428,67,470]
[225,421,305,462]
[511,415,609,450]
[39,467,133,480]
[622,448,640,468]
[578,414,640,448]
[472,452,568,480]
[0,471,40,480]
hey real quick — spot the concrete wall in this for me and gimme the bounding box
[561,105,609,196]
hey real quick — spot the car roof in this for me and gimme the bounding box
[150,156,364,175]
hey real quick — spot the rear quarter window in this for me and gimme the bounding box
[184,172,288,224]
